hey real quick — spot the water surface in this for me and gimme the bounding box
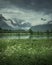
[0,35,52,39]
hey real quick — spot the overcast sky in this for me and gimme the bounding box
[0,0,52,26]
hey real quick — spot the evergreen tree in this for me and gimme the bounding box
[46,30,49,39]
[29,29,33,35]
[29,29,33,39]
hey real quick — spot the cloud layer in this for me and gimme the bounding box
[0,0,52,26]
[1,0,52,14]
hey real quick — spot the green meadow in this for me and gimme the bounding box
[0,39,52,65]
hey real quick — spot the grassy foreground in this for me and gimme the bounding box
[0,39,52,65]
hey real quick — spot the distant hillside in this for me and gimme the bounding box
[31,23,52,32]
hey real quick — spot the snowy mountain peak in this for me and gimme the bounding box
[0,14,31,30]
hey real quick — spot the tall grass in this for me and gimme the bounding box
[0,39,52,65]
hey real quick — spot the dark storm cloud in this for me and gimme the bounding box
[0,0,5,8]
[2,0,52,14]
[41,18,46,21]
[48,20,52,24]
[0,0,11,9]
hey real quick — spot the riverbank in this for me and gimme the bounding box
[0,39,52,65]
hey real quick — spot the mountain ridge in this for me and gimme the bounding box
[0,14,31,30]
[31,23,52,32]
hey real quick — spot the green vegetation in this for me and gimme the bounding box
[0,28,52,39]
[0,32,52,36]
[0,39,52,65]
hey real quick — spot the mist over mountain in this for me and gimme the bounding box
[0,14,52,32]
[0,14,31,30]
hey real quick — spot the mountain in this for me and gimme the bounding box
[0,14,52,32]
[0,14,13,30]
[31,23,52,32]
[0,14,31,30]
[12,18,31,28]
